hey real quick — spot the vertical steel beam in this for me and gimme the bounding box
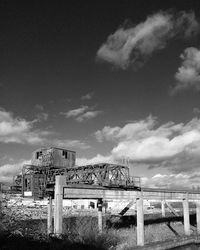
[47,196,53,235]
[161,200,165,217]
[136,192,144,246]
[54,176,63,235]
[196,201,200,234]
[97,198,103,234]
[183,194,190,236]
[22,173,25,198]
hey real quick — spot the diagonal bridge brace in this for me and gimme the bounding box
[165,201,196,231]
[119,200,135,216]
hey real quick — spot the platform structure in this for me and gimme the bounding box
[51,175,200,246]
[15,162,141,199]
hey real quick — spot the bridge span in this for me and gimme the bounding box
[62,185,200,201]
[51,176,200,247]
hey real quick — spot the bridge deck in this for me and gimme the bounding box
[62,184,200,201]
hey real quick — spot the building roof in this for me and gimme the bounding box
[33,147,76,153]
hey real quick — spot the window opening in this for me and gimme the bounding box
[36,151,42,159]
[62,150,68,159]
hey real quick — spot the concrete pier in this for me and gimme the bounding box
[47,196,53,234]
[97,198,103,234]
[53,175,200,245]
[183,196,190,236]
[136,195,144,246]
[196,201,200,234]
[54,176,63,235]
[161,200,165,217]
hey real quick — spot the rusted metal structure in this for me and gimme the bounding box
[22,147,76,199]
[65,163,141,188]
[31,147,76,168]
[10,175,22,193]
[12,147,141,199]
[22,164,68,199]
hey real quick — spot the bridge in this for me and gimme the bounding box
[50,175,200,247]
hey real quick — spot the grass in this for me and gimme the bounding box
[0,196,199,250]
[0,232,108,250]
[0,222,194,250]
[1,215,198,250]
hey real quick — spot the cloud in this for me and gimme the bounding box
[76,111,103,122]
[172,47,200,93]
[76,154,113,166]
[0,108,89,149]
[81,92,94,100]
[142,172,200,189]
[193,107,200,114]
[96,11,199,69]
[95,115,155,142]
[112,130,200,162]
[36,112,49,122]
[0,108,50,145]
[61,106,102,122]
[0,160,30,183]
[93,116,200,173]
[61,106,89,118]
[52,139,90,150]
[35,104,44,111]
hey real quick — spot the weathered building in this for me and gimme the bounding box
[21,147,76,199]
[31,147,76,168]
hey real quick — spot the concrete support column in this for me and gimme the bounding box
[136,193,144,246]
[54,176,63,235]
[183,194,190,236]
[196,201,200,234]
[53,196,57,231]
[97,198,103,234]
[161,200,165,217]
[47,196,53,235]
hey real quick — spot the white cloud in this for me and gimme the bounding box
[0,108,89,150]
[81,93,93,100]
[0,108,49,145]
[96,11,199,69]
[36,112,49,122]
[193,107,200,114]
[52,139,90,150]
[173,47,200,92]
[62,106,89,118]
[76,154,113,166]
[95,115,156,142]
[0,160,30,183]
[112,130,200,162]
[93,116,200,173]
[142,172,200,189]
[35,104,44,111]
[76,111,102,122]
[61,106,102,122]
[95,126,121,142]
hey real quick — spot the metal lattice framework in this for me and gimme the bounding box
[22,165,68,198]
[13,174,22,186]
[13,163,141,199]
[65,163,141,189]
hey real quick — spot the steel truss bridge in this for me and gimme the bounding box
[12,163,200,247]
[14,163,141,199]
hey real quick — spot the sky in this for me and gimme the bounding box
[1,0,200,189]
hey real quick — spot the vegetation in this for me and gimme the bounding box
[0,194,199,250]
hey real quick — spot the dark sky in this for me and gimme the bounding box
[0,0,200,188]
